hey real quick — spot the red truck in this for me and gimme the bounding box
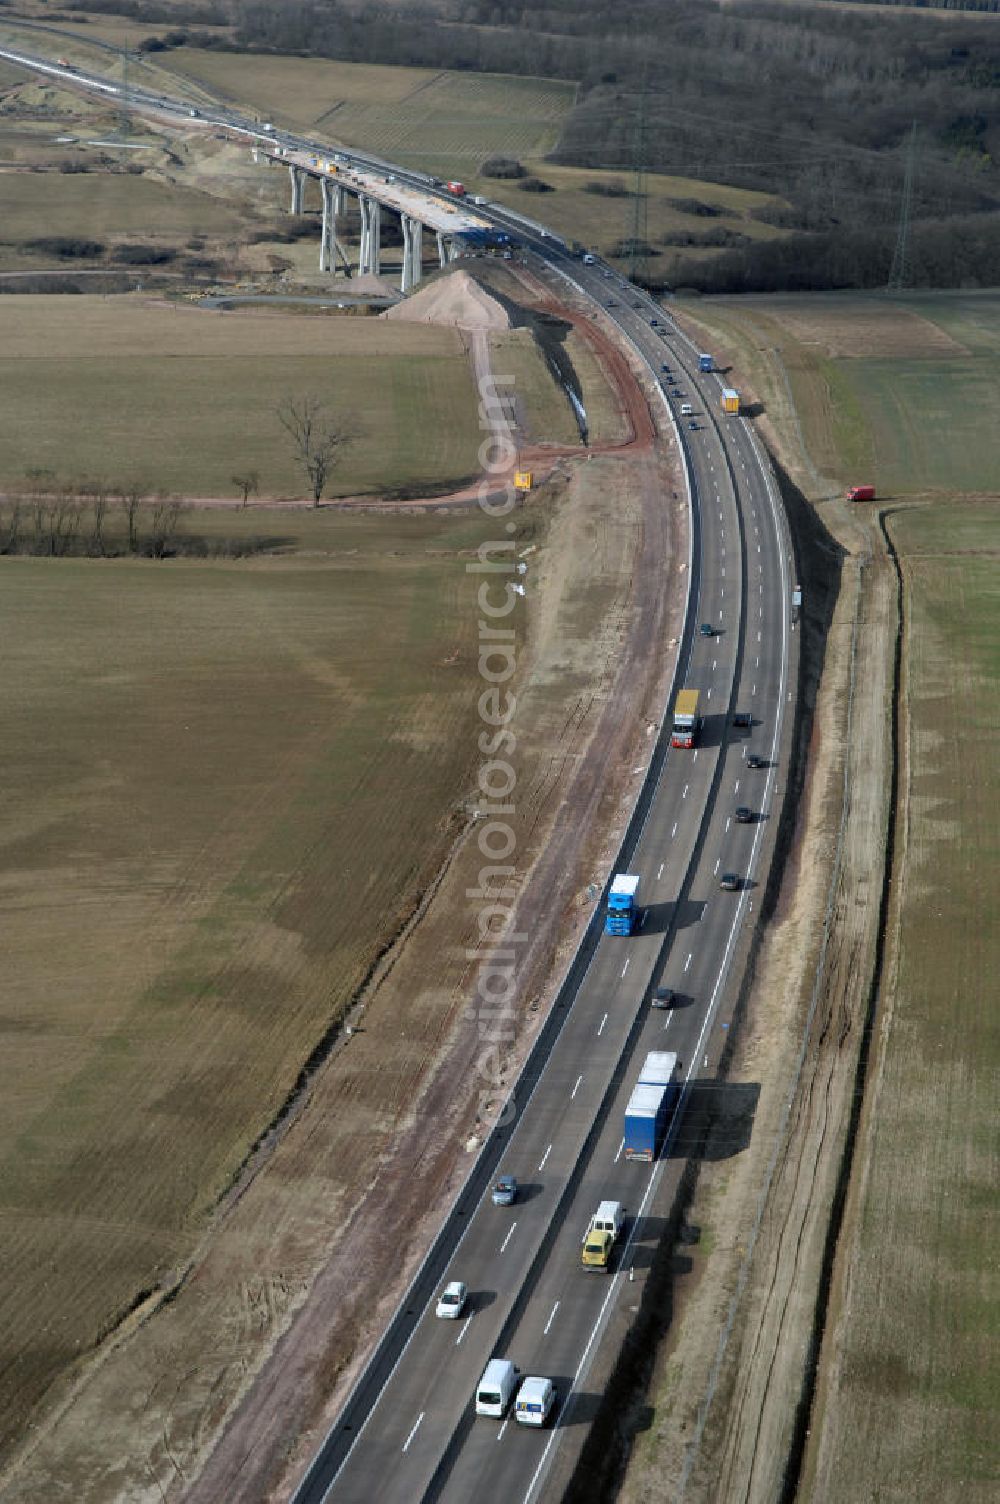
[847,484,875,502]
[446,180,466,197]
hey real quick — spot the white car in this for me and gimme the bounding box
[514,1375,556,1426]
[436,1280,467,1319]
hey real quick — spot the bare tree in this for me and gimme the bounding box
[51,485,81,556]
[80,480,108,556]
[148,494,186,558]
[276,395,347,508]
[231,469,260,510]
[23,469,55,553]
[0,496,24,555]
[117,481,147,553]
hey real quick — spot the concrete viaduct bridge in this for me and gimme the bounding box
[257,142,501,291]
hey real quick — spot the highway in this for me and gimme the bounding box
[299,291,794,1504]
[0,41,798,1504]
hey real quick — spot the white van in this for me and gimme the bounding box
[515,1375,556,1426]
[680,403,693,416]
[476,1358,518,1417]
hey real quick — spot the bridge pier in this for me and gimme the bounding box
[319,177,339,273]
[401,214,423,293]
[436,230,448,269]
[288,164,304,215]
[358,194,381,276]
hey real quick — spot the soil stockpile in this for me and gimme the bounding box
[383,267,525,330]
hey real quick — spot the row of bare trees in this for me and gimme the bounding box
[0,477,186,559]
[0,395,349,558]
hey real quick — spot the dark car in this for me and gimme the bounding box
[491,1174,517,1206]
[689,420,698,430]
[607,299,617,308]
[746,753,766,769]
[661,363,671,373]
[699,622,715,637]
[652,986,675,1010]
[735,806,754,824]
[719,872,741,891]
[733,712,753,728]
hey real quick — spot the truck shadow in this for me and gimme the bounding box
[668,1080,761,1162]
[641,897,705,936]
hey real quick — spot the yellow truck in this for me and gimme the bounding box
[581,1200,625,1271]
[671,688,701,749]
[721,388,741,415]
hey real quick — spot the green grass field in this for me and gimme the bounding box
[0,296,488,498]
[680,291,1000,497]
[163,48,575,167]
[813,501,1000,1500]
[0,504,526,1462]
[0,170,247,249]
[465,161,786,263]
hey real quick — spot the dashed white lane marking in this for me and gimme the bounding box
[693,748,699,762]
[500,1222,517,1253]
[714,858,720,874]
[734,779,740,793]
[725,816,732,831]
[621,957,630,977]
[712,659,717,671]
[497,1418,509,1442]
[543,1301,560,1335]
[707,688,712,699]
[682,784,689,798]
[614,1138,624,1164]
[657,862,664,879]
[402,1413,424,1453]
[684,952,692,972]
[456,1315,473,1346]
[571,1074,583,1099]
[598,1012,608,1035]
[671,821,678,838]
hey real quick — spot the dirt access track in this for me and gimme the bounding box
[1,270,684,1503]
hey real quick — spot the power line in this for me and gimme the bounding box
[629,67,649,286]
[888,122,917,291]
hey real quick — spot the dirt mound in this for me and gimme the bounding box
[383,267,526,330]
[349,272,400,299]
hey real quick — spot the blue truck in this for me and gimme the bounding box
[698,352,714,372]
[624,1050,679,1161]
[605,873,641,936]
